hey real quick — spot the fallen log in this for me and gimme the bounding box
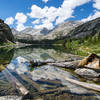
[48,60,81,69]
[30,59,56,67]
[29,53,100,71]
[20,74,40,92]
[2,68,29,95]
[64,76,100,92]
[52,72,100,93]
[29,59,81,69]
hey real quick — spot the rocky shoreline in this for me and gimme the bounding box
[29,53,100,92]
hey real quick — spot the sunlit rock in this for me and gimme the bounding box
[75,68,100,78]
[78,53,100,69]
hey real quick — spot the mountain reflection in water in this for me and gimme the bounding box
[0,45,100,100]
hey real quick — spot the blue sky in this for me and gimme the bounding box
[0,0,100,31]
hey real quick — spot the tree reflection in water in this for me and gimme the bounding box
[0,46,100,100]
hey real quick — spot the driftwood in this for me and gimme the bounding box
[64,76,100,92]
[48,60,80,69]
[30,59,80,69]
[30,53,100,71]
[2,68,29,95]
[78,53,100,69]
[28,53,100,93]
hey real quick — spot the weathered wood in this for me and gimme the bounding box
[2,68,29,95]
[30,60,56,67]
[64,76,100,92]
[48,60,80,69]
[78,53,100,69]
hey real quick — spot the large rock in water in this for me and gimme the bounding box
[75,68,100,78]
[0,19,14,43]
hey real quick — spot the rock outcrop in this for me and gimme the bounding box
[67,17,100,39]
[0,19,14,43]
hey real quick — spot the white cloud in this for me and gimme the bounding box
[32,19,40,24]
[81,0,100,22]
[15,13,27,31]
[27,0,91,29]
[81,11,100,22]
[15,13,27,24]
[56,0,91,24]
[5,17,14,25]
[27,5,46,18]
[93,0,100,10]
[42,0,48,3]
[16,24,26,31]
[27,5,57,29]
[34,18,54,29]
[34,22,53,29]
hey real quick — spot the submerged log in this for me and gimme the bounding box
[30,59,80,69]
[64,76,100,92]
[20,74,40,92]
[2,68,29,95]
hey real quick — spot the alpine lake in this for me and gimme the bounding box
[0,45,100,100]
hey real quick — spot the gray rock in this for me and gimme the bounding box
[75,68,100,78]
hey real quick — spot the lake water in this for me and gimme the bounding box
[0,45,100,100]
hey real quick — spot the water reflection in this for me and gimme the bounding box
[0,46,100,100]
[0,48,14,71]
[13,45,81,61]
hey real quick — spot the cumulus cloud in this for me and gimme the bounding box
[27,0,91,29]
[56,0,91,24]
[16,24,26,32]
[81,0,100,22]
[32,19,40,24]
[15,13,27,24]
[34,20,54,29]
[15,13,27,31]
[93,0,100,10]
[81,11,100,22]
[27,5,49,19]
[34,23,53,29]
[42,0,48,3]
[5,17,14,25]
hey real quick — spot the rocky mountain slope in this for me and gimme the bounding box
[0,19,14,44]
[11,28,19,35]
[66,17,100,39]
[58,17,100,57]
[12,17,100,44]
[12,21,82,42]
[44,21,83,40]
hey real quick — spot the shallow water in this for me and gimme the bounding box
[0,45,100,100]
